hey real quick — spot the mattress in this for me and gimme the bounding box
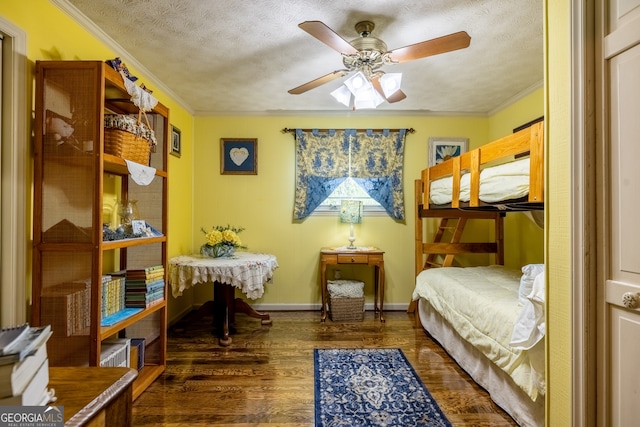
[411,265,545,402]
[429,157,530,205]
[416,298,544,427]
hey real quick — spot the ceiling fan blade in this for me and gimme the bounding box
[386,89,407,103]
[371,76,407,103]
[288,70,350,95]
[298,21,359,55]
[387,31,471,63]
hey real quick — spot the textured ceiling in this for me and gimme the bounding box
[62,0,543,115]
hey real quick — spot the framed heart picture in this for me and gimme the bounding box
[220,138,258,175]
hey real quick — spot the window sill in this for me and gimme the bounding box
[312,205,388,217]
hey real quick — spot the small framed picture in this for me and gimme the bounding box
[428,137,469,167]
[170,126,181,157]
[131,220,147,235]
[220,138,257,175]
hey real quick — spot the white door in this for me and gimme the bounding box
[600,1,640,425]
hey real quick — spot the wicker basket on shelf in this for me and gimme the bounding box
[104,113,156,165]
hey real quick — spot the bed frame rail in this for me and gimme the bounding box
[420,121,544,210]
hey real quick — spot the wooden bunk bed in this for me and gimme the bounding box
[415,120,544,273]
[412,121,545,427]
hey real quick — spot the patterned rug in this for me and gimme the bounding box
[314,348,451,427]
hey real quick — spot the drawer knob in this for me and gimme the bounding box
[622,292,638,309]
[351,257,355,262]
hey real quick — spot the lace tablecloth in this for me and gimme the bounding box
[169,252,278,299]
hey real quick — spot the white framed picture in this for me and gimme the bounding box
[428,137,469,167]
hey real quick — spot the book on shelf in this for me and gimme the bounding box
[0,358,55,406]
[0,325,52,366]
[0,324,30,355]
[41,282,90,337]
[100,339,130,368]
[126,265,164,280]
[102,276,126,318]
[0,336,50,398]
[129,338,145,371]
[125,279,164,293]
[125,287,164,308]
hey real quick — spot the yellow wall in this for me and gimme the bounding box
[190,116,490,306]
[545,1,572,425]
[489,86,544,140]
[188,109,541,307]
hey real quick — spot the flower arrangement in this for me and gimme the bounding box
[200,225,246,258]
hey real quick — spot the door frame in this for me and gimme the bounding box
[571,0,597,426]
[0,17,27,326]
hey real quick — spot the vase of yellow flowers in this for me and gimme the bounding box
[200,225,246,258]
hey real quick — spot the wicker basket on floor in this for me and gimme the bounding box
[329,296,365,322]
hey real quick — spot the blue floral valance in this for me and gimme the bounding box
[293,128,407,220]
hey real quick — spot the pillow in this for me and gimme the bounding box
[511,269,546,350]
[518,264,544,305]
[327,280,364,298]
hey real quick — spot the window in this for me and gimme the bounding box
[315,177,386,216]
[293,128,408,220]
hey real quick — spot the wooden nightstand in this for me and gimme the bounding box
[320,247,386,322]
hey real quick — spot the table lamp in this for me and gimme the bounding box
[340,200,363,249]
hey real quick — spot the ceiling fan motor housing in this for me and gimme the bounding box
[344,22,389,74]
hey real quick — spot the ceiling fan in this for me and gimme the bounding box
[288,20,471,104]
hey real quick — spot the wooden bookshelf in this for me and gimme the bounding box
[32,60,169,400]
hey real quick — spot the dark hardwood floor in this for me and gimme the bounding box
[132,309,518,426]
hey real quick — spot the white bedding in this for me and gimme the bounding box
[429,157,530,205]
[417,298,544,427]
[411,265,545,403]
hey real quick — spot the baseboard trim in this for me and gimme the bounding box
[168,305,197,327]
[189,302,410,312]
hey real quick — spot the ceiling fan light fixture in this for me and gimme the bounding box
[380,73,402,97]
[332,70,389,109]
[353,87,385,109]
[330,85,352,107]
[344,71,370,95]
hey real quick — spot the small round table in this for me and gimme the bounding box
[169,252,278,345]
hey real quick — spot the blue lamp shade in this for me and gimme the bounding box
[340,200,363,224]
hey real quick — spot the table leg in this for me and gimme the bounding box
[213,282,233,346]
[378,264,385,323]
[234,298,272,325]
[320,262,328,322]
[374,268,379,314]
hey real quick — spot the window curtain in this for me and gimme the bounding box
[293,128,407,220]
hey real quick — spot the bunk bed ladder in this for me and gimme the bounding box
[424,217,468,269]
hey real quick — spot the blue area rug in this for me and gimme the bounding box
[314,348,451,427]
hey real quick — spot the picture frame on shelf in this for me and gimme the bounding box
[170,126,181,157]
[428,137,468,167]
[220,138,257,175]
